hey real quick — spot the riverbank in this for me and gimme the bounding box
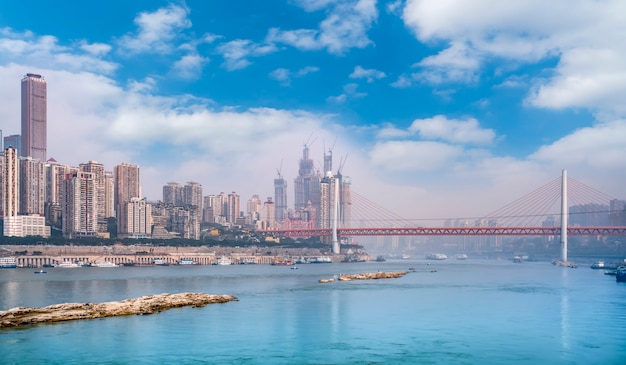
[0,244,371,267]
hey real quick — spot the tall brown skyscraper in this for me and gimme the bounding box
[114,163,141,217]
[21,73,47,162]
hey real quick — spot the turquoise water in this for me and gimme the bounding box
[1,260,625,364]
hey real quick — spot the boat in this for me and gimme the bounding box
[153,258,170,266]
[271,257,293,266]
[616,267,626,283]
[310,256,332,263]
[290,265,299,270]
[0,257,17,268]
[513,256,523,263]
[591,261,605,269]
[57,261,80,268]
[34,269,47,274]
[426,253,447,260]
[93,261,119,268]
[239,257,257,265]
[216,257,232,266]
[178,258,197,265]
[456,254,468,260]
[375,255,386,262]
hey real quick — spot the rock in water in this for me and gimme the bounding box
[0,292,238,328]
[319,271,408,283]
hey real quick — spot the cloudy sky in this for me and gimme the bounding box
[0,0,624,224]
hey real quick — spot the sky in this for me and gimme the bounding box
[0,0,624,224]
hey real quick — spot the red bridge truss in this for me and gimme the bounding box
[257,226,626,238]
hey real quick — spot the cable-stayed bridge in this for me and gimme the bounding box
[258,171,626,242]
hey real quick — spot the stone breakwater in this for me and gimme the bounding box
[319,271,408,283]
[0,292,238,328]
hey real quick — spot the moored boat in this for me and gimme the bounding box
[616,267,626,283]
[215,257,232,265]
[57,261,80,268]
[93,261,119,268]
[426,253,447,260]
[0,257,17,268]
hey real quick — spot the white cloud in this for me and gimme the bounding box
[118,4,192,54]
[401,0,626,119]
[349,65,386,83]
[268,0,378,55]
[327,83,367,103]
[527,48,626,117]
[0,28,118,74]
[270,66,320,86]
[217,39,277,71]
[171,54,209,80]
[409,115,495,144]
[370,140,463,171]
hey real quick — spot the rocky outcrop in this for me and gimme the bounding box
[319,271,408,283]
[0,292,238,328]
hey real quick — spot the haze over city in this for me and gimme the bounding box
[1,0,624,221]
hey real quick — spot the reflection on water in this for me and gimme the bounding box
[560,269,570,353]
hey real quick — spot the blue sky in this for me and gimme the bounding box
[0,0,624,221]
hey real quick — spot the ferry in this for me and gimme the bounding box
[0,257,17,268]
[456,254,468,260]
[426,253,447,260]
[153,258,170,266]
[310,256,332,263]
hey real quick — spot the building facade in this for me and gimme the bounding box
[62,171,98,238]
[21,73,47,162]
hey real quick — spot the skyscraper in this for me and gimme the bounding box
[62,171,98,238]
[183,182,203,208]
[294,144,321,212]
[274,172,287,224]
[114,163,140,212]
[80,160,106,232]
[163,182,183,205]
[21,73,47,162]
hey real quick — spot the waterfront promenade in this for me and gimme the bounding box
[1,244,368,267]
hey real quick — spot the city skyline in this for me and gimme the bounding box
[0,1,624,221]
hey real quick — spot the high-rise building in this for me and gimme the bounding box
[184,182,203,208]
[80,161,106,232]
[62,171,98,238]
[163,182,183,205]
[227,192,240,225]
[246,194,262,224]
[294,144,321,213]
[2,147,19,218]
[44,160,71,228]
[263,197,275,229]
[204,193,228,224]
[21,73,47,162]
[274,172,287,224]
[104,171,115,219]
[4,135,21,157]
[114,163,141,216]
[119,197,152,238]
[20,157,46,215]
